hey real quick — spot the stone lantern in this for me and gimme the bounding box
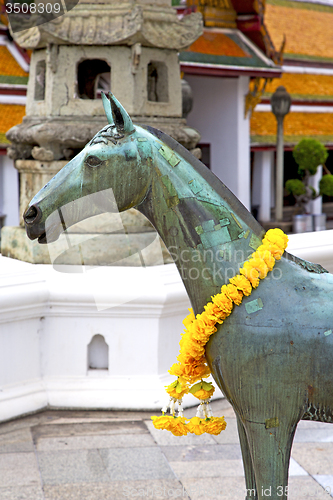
[271,86,291,222]
[3,0,203,265]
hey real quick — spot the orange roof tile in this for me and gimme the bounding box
[265,73,333,100]
[185,31,250,57]
[265,1,333,60]
[0,0,9,27]
[0,103,25,144]
[0,46,28,77]
[251,111,333,138]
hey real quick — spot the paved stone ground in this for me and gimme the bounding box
[0,399,332,500]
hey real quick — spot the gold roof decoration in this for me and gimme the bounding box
[187,0,237,28]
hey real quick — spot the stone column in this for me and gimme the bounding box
[307,165,323,215]
[252,151,274,223]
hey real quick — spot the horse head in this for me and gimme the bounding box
[23,93,153,243]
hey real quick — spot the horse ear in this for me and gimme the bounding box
[108,92,134,134]
[101,91,114,125]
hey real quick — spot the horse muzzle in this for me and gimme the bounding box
[23,204,48,244]
[24,204,42,226]
[24,204,65,244]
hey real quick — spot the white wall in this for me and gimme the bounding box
[0,155,19,226]
[185,75,251,210]
[0,257,216,422]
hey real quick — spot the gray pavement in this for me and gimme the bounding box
[0,399,332,500]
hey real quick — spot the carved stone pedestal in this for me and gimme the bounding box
[1,161,173,266]
[3,0,202,264]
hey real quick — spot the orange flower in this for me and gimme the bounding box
[189,380,215,400]
[248,256,269,279]
[204,417,227,435]
[191,387,215,400]
[165,379,189,399]
[183,308,195,329]
[262,243,284,261]
[240,262,260,288]
[229,275,252,296]
[263,228,288,250]
[151,415,175,431]
[159,229,288,436]
[203,302,227,324]
[255,248,275,271]
[211,292,233,314]
[221,283,244,306]
[186,417,207,435]
[151,416,188,436]
[179,338,205,360]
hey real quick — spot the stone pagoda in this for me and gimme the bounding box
[2,0,202,266]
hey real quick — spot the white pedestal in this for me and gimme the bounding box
[0,257,222,422]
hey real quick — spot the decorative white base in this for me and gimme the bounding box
[287,229,333,274]
[0,256,222,422]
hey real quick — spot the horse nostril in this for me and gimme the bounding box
[24,205,42,225]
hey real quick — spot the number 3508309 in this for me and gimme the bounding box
[6,3,62,14]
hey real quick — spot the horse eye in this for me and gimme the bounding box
[85,155,103,167]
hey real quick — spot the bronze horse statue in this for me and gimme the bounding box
[24,93,333,500]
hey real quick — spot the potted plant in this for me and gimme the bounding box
[285,138,333,231]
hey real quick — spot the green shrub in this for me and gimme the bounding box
[319,174,333,197]
[293,139,328,176]
[285,179,306,196]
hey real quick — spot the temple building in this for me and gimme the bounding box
[1,0,333,231]
[250,0,333,223]
[178,0,333,225]
[0,15,28,230]
[177,0,282,211]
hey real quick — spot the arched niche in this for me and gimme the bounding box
[87,334,109,370]
[34,60,46,101]
[147,61,169,103]
[77,59,111,99]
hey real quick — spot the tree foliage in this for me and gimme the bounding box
[285,179,306,196]
[293,138,328,176]
[319,174,333,197]
[285,139,330,213]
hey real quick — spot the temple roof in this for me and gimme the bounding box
[250,0,333,148]
[251,111,333,146]
[0,45,28,84]
[0,104,25,147]
[265,0,333,64]
[0,23,28,149]
[263,73,333,103]
[179,28,281,78]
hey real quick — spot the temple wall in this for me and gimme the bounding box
[185,74,251,210]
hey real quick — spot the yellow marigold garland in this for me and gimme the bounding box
[152,229,288,435]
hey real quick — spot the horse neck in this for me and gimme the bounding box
[137,131,265,313]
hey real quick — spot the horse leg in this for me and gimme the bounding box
[242,417,297,500]
[236,414,258,500]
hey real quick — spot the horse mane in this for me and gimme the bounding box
[141,124,264,237]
